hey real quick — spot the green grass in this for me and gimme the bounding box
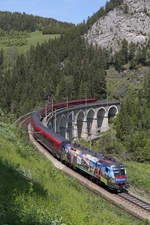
[106,66,146,99]
[18,31,60,53]
[0,121,146,225]
[0,31,60,65]
[124,161,150,199]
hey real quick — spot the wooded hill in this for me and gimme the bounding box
[0,11,74,34]
[0,29,107,115]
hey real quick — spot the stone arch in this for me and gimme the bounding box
[86,109,95,136]
[59,115,66,138]
[76,110,85,139]
[97,107,106,132]
[67,112,74,142]
[108,105,118,122]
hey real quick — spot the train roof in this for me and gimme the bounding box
[32,99,96,146]
[32,109,69,145]
[72,143,124,167]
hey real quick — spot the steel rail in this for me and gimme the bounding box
[119,192,150,212]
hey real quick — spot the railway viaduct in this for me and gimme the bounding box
[45,100,120,142]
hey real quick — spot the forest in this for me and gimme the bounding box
[0,28,107,115]
[0,11,74,34]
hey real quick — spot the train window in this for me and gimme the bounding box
[105,167,109,173]
[114,169,125,177]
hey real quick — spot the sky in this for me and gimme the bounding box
[1,0,107,24]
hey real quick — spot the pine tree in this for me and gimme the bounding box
[128,42,136,61]
[121,39,128,64]
[0,48,4,67]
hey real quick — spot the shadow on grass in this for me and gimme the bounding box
[0,159,48,225]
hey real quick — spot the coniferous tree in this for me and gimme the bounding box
[0,49,4,67]
[121,39,128,64]
[128,42,136,61]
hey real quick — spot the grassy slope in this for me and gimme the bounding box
[18,31,59,53]
[0,31,59,56]
[0,31,60,67]
[0,122,144,225]
[106,66,149,100]
[124,161,150,199]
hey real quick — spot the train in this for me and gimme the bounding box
[31,99,128,192]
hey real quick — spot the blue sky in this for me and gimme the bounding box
[1,0,107,24]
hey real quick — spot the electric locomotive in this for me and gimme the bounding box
[61,143,128,191]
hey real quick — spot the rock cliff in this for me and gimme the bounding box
[85,0,150,52]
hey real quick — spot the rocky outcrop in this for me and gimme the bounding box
[85,0,150,53]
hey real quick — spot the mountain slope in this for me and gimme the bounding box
[0,118,143,225]
[85,0,150,52]
[0,11,74,32]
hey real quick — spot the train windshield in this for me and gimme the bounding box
[113,168,126,177]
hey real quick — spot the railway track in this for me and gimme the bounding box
[14,112,33,138]
[119,192,150,212]
[15,112,150,223]
[14,112,32,128]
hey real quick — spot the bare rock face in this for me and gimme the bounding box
[84,0,150,53]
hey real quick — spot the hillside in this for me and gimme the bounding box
[0,31,60,66]
[0,11,74,32]
[0,29,107,116]
[0,11,74,66]
[85,0,150,53]
[106,66,149,99]
[0,116,145,225]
